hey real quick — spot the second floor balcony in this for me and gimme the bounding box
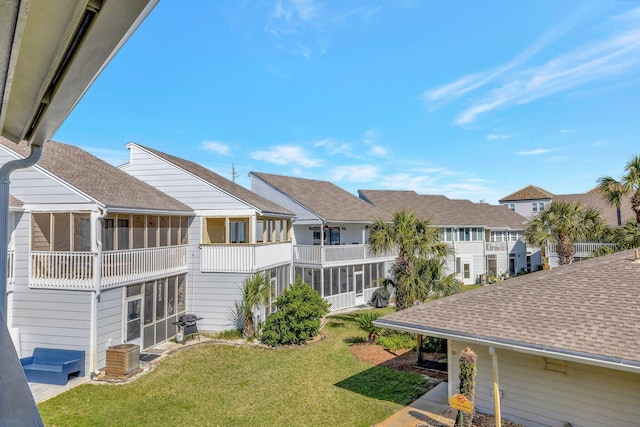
[30,245,188,290]
[200,242,293,273]
[293,244,397,267]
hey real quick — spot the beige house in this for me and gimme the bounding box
[375,248,640,427]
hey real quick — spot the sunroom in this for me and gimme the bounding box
[30,212,190,289]
[200,215,292,273]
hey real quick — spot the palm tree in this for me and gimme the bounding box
[597,176,625,226]
[368,209,451,310]
[238,273,271,338]
[524,201,605,266]
[598,155,640,242]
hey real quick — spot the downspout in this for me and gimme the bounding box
[488,346,502,426]
[0,144,43,318]
[89,207,107,373]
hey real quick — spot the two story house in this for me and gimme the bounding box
[1,138,193,374]
[359,190,529,283]
[250,172,396,311]
[121,144,295,330]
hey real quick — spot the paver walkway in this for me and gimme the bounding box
[375,382,451,427]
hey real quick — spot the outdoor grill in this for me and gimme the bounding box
[173,314,203,342]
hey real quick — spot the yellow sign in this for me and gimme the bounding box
[450,393,474,413]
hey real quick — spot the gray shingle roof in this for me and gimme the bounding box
[0,138,192,212]
[251,172,387,222]
[377,248,640,366]
[499,184,635,226]
[359,190,526,229]
[132,145,293,216]
[499,185,554,202]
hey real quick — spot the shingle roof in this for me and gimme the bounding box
[251,172,387,222]
[132,144,293,216]
[359,190,526,229]
[556,190,635,226]
[377,248,640,366]
[0,138,192,212]
[9,195,22,207]
[498,185,554,202]
[499,184,635,226]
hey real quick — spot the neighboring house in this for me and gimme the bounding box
[359,190,530,283]
[250,172,396,311]
[375,248,640,427]
[1,138,193,373]
[121,144,295,330]
[500,185,634,266]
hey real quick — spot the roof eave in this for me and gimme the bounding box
[374,319,640,375]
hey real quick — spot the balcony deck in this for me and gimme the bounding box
[200,242,292,273]
[30,245,188,290]
[294,244,396,267]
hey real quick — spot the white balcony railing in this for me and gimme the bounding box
[200,242,292,273]
[293,244,396,266]
[547,242,615,258]
[30,245,188,290]
[485,241,507,252]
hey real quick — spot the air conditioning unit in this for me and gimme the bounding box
[105,344,140,379]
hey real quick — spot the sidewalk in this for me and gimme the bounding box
[375,381,451,427]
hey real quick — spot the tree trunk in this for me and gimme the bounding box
[556,234,575,265]
[242,315,255,338]
[454,347,477,427]
[632,191,640,247]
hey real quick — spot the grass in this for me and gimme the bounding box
[460,284,483,292]
[38,307,431,427]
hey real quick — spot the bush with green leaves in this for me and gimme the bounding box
[354,312,382,343]
[261,278,331,347]
[376,330,416,351]
[421,336,446,353]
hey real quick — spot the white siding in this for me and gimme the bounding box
[96,287,124,369]
[0,148,89,205]
[450,340,640,427]
[186,217,245,331]
[122,146,248,211]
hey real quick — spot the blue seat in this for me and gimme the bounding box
[20,348,85,385]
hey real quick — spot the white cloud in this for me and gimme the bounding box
[331,165,378,182]
[487,133,514,140]
[517,148,554,156]
[559,129,577,133]
[370,145,387,156]
[453,9,640,125]
[201,140,230,156]
[250,145,321,167]
[314,138,355,157]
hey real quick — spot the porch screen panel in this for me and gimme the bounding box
[180,217,188,244]
[144,281,154,324]
[177,275,186,313]
[133,215,145,249]
[159,216,169,246]
[205,218,225,243]
[323,268,331,297]
[167,277,176,317]
[147,216,158,247]
[117,218,130,250]
[156,279,165,321]
[31,213,51,251]
[230,219,248,243]
[102,218,115,251]
[331,267,339,295]
[73,214,91,251]
[53,213,71,251]
[170,217,179,246]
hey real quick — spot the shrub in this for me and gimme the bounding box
[377,330,416,351]
[421,336,446,353]
[354,312,382,343]
[261,278,330,347]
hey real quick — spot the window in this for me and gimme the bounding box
[463,263,470,280]
[505,203,515,211]
[230,219,248,243]
[539,202,545,211]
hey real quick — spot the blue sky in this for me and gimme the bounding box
[55,1,640,204]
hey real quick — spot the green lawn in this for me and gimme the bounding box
[39,308,431,427]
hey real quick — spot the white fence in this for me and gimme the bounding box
[325,291,356,311]
[30,245,188,290]
[485,241,507,252]
[200,242,292,273]
[547,242,615,258]
[294,244,396,266]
